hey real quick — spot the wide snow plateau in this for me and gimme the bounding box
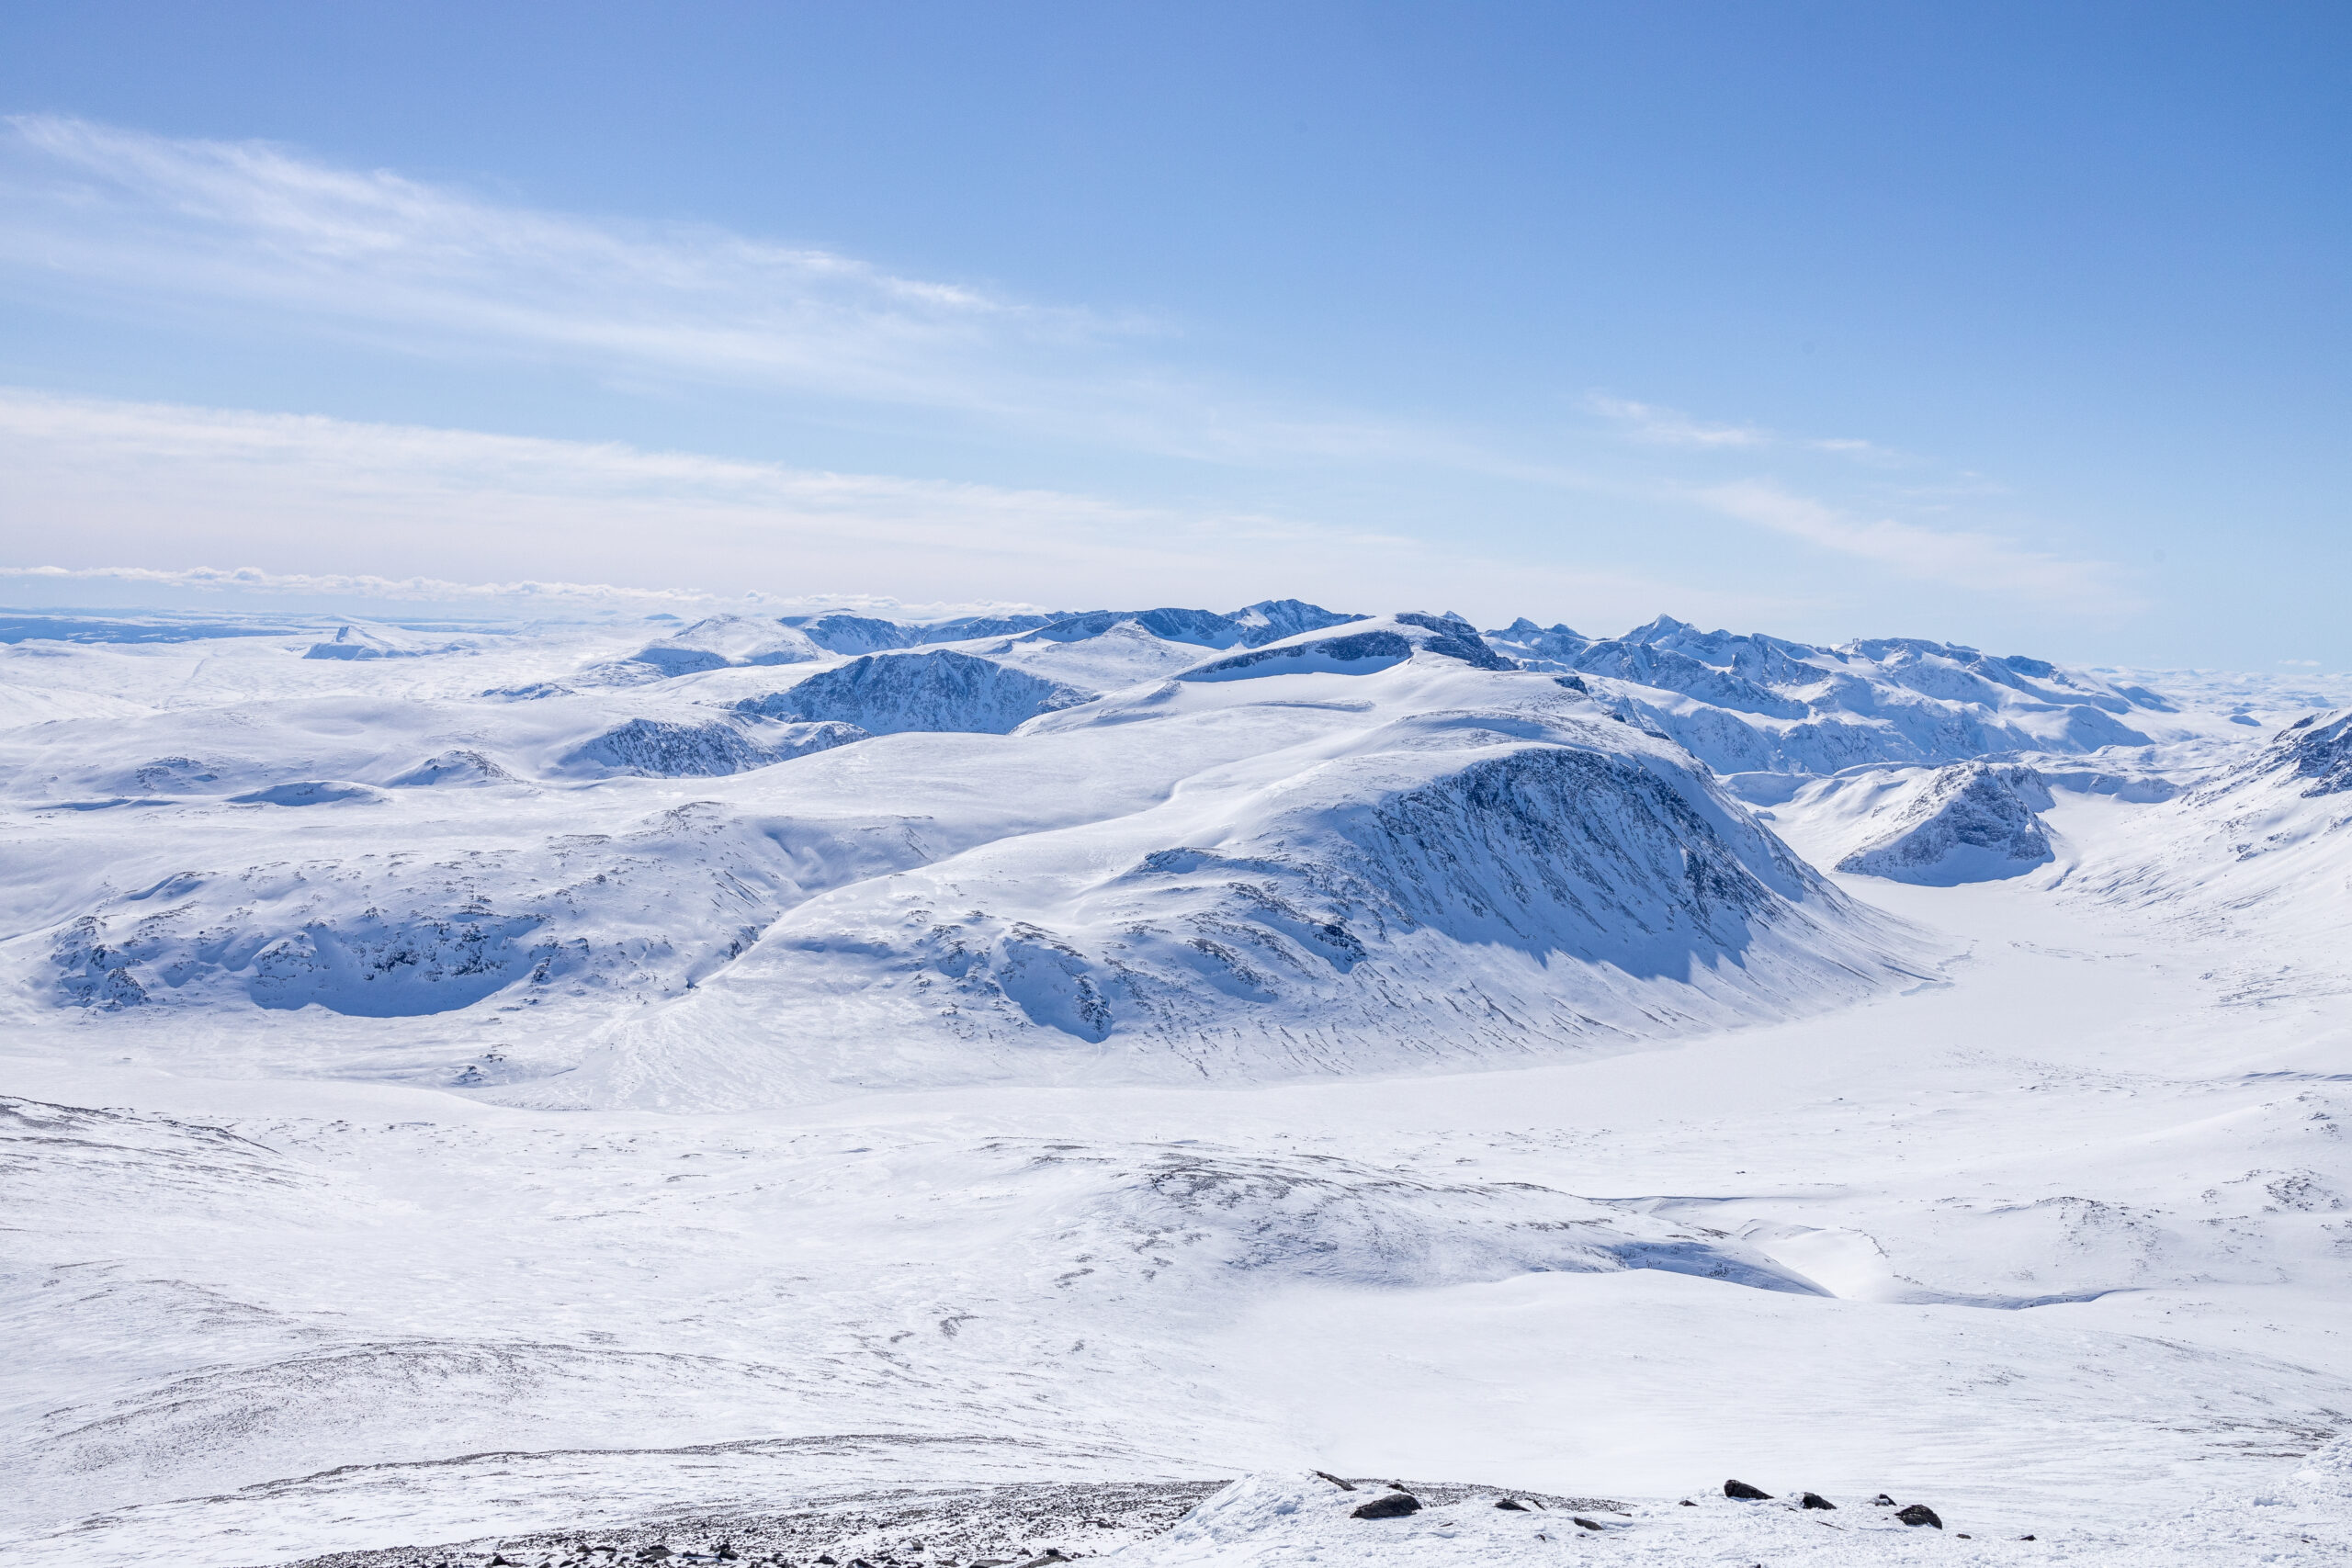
[1,604,2348,1566]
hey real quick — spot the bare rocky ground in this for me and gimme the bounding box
[271,1478,1626,1568]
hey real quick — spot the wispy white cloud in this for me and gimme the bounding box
[0,388,1728,625]
[1585,394,1768,449]
[0,115,1489,471]
[1586,394,1903,465]
[0,115,1136,422]
[1691,478,2140,612]
[0,117,2138,631]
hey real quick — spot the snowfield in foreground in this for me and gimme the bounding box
[2,602,2349,1566]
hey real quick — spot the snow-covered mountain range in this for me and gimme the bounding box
[4,600,2350,1566]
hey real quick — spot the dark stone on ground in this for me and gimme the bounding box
[1351,1493,1423,1520]
[1895,1504,1944,1529]
[1724,1480,1772,1500]
[268,1477,1626,1567]
[1800,1492,1836,1510]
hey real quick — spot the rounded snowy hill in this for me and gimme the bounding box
[0,604,1926,1107]
[576,619,1922,1108]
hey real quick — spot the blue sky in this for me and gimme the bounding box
[0,2,2344,664]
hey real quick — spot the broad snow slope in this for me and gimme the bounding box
[3,611,2350,1565]
[5,795,2350,1565]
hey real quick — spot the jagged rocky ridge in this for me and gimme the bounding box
[1487,614,2167,775]
[2260,708,2352,796]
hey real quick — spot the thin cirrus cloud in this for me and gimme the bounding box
[1585,394,1899,463]
[0,114,1128,420]
[0,114,2129,620]
[1693,479,2143,611]
[0,113,1451,468]
[1585,394,1770,449]
[0,386,1756,626]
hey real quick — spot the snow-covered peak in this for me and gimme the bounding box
[301,623,424,660]
[1179,611,1510,682]
[1482,617,1591,664]
[781,612,917,655]
[625,614,823,674]
[1830,761,2056,886]
[1228,597,1366,647]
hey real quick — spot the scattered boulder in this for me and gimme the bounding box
[1895,1504,1943,1529]
[1724,1479,1772,1500]
[1351,1492,1423,1519]
[1800,1491,1837,1510]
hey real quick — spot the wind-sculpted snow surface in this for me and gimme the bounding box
[2056,705,2352,966]
[6,605,2352,1568]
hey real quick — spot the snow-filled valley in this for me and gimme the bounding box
[5,601,2351,1566]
